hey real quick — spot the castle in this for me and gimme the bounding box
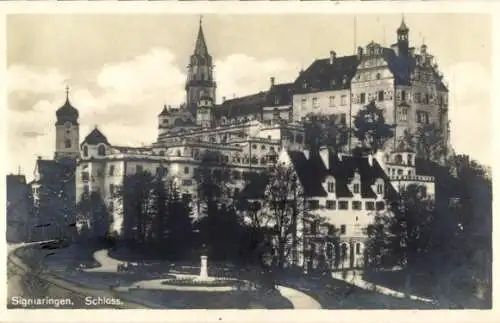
[31,18,443,269]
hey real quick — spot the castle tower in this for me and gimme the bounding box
[196,93,214,128]
[54,86,80,160]
[397,17,410,56]
[186,16,217,116]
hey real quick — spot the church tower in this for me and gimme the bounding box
[54,86,80,160]
[185,17,216,116]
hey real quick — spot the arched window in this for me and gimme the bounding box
[83,146,88,157]
[341,244,348,260]
[65,139,71,148]
[376,73,381,80]
[97,145,106,156]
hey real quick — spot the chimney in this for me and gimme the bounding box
[329,51,336,64]
[357,46,363,60]
[319,146,329,169]
[270,77,275,87]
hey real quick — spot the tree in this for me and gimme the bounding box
[75,191,111,242]
[194,150,243,260]
[163,186,194,260]
[303,113,349,153]
[415,123,447,162]
[260,162,307,269]
[352,101,394,154]
[365,185,435,272]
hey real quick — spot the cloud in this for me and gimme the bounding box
[215,54,300,101]
[7,65,68,95]
[7,49,303,179]
[444,62,492,166]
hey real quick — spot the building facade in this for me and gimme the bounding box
[70,18,441,270]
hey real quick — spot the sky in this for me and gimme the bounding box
[6,13,492,180]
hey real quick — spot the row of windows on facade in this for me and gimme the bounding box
[326,182,384,195]
[81,164,263,182]
[82,145,106,158]
[308,199,386,211]
[397,108,430,124]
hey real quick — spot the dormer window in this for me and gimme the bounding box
[376,183,384,194]
[82,146,88,157]
[353,183,360,194]
[327,181,335,193]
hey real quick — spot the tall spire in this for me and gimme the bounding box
[194,15,209,57]
[65,85,70,102]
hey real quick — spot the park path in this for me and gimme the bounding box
[331,270,435,303]
[276,285,322,309]
[94,249,322,309]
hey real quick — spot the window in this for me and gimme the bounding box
[339,201,348,210]
[352,201,362,210]
[108,165,115,176]
[83,146,88,157]
[296,134,303,144]
[365,201,375,210]
[184,166,190,174]
[311,221,319,235]
[81,172,89,181]
[377,183,384,194]
[65,139,71,148]
[252,144,257,149]
[329,96,335,107]
[353,183,360,194]
[397,169,403,175]
[327,181,335,193]
[340,225,346,235]
[341,95,347,105]
[399,107,408,122]
[273,108,280,120]
[326,200,336,209]
[308,200,319,209]
[424,93,430,104]
[301,98,307,109]
[289,110,293,121]
[401,90,407,102]
[360,93,366,104]
[136,165,143,173]
[376,201,385,211]
[356,243,361,255]
[378,91,384,101]
[414,92,421,103]
[376,73,381,80]
[109,184,115,196]
[232,171,241,180]
[312,97,319,109]
[83,185,89,195]
[182,179,193,186]
[97,145,106,156]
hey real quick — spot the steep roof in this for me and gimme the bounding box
[82,127,109,146]
[294,55,359,94]
[241,149,398,200]
[213,82,294,120]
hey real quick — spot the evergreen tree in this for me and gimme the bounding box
[415,123,447,162]
[303,113,349,153]
[352,101,395,154]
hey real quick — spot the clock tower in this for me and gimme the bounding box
[54,86,80,160]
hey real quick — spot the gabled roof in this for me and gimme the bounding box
[82,127,109,146]
[294,55,359,94]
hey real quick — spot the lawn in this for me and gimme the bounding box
[123,289,293,309]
